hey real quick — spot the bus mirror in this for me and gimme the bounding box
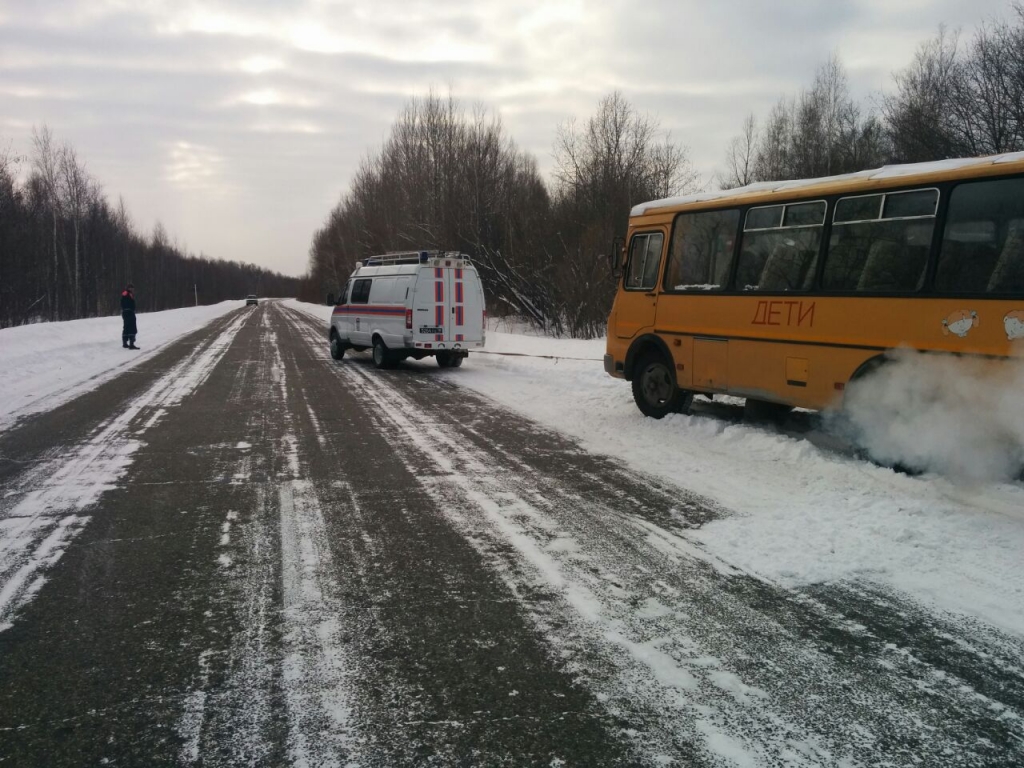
[326,293,335,306]
[608,236,625,278]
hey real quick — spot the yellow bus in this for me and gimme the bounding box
[604,153,1024,418]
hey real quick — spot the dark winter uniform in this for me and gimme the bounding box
[121,287,138,349]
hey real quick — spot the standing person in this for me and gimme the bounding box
[121,283,139,349]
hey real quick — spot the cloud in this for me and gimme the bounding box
[0,0,1014,276]
[164,141,229,193]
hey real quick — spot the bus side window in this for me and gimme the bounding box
[825,190,935,293]
[989,219,1024,292]
[666,209,739,291]
[857,221,931,292]
[738,201,824,292]
[937,178,1024,294]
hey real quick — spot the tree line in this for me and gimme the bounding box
[722,5,1024,186]
[300,92,695,339]
[0,126,300,329]
[304,5,1023,339]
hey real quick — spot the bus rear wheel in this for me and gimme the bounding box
[632,354,692,419]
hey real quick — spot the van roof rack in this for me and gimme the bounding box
[362,250,471,266]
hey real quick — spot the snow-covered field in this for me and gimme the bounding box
[287,299,1024,639]
[0,302,241,430]
[5,300,1024,641]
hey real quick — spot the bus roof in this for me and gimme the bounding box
[631,151,1024,217]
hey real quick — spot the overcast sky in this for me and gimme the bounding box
[0,0,1014,276]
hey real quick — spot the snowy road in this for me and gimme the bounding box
[0,301,1022,766]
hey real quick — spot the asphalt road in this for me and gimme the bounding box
[1,302,1022,766]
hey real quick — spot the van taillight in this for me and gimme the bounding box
[405,309,412,329]
[483,309,487,326]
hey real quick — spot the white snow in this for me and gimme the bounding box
[287,299,1024,639]
[0,301,241,431]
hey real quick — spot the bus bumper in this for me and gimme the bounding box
[604,354,624,378]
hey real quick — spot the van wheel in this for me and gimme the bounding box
[436,352,463,368]
[372,338,394,369]
[330,334,345,361]
[632,353,692,418]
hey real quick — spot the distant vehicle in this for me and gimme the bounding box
[246,295,258,306]
[605,152,1024,418]
[327,251,485,369]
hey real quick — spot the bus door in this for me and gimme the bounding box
[616,231,666,338]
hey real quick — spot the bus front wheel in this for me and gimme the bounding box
[632,354,693,419]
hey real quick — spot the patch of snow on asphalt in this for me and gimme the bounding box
[267,317,356,765]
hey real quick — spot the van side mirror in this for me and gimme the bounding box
[326,293,335,306]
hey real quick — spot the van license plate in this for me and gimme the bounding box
[419,326,443,334]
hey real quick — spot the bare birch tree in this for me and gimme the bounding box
[32,125,65,318]
[60,143,91,316]
[721,113,758,189]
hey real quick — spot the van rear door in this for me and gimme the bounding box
[428,265,452,343]
[434,262,484,346]
[412,260,485,348]
[452,267,484,344]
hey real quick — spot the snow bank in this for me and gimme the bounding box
[0,301,240,431]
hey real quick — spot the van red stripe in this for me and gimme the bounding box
[455,281,463,304]
[435,280,444,303]
[435,305,444,326]
[332,306,406,316]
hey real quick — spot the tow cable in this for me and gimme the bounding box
[472,350,603,363]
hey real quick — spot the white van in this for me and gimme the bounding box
[328,251,486,368]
